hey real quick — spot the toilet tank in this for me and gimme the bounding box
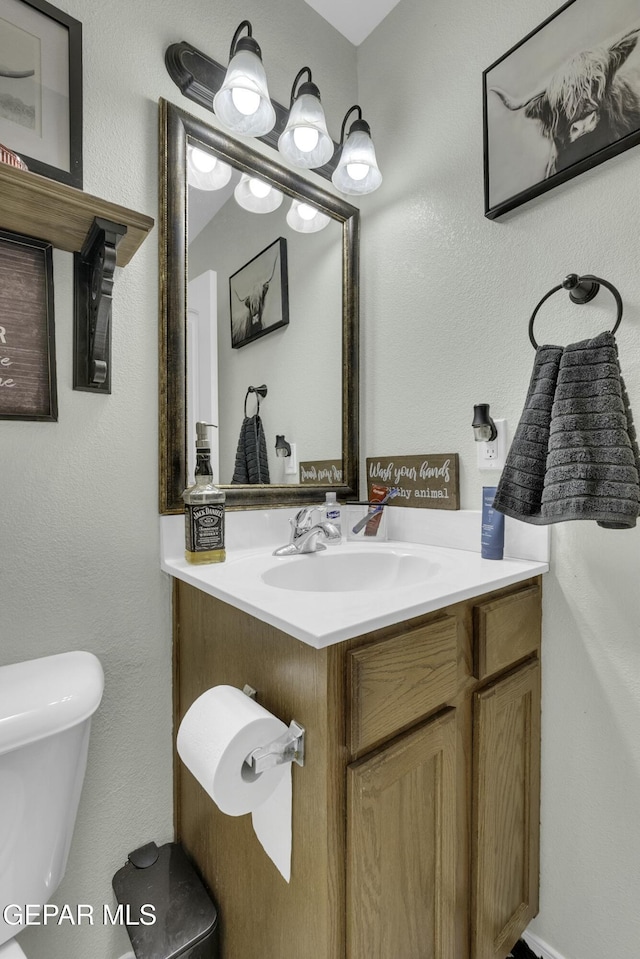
[0,651,104,945]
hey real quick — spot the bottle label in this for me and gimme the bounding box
[326,508,341,532]
[185,504,225,552]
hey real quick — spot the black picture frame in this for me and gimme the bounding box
[228,237,289,349]
[0,0,82,188]
[0,229,57,421]
[483,0,640,219]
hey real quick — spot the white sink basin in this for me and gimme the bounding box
[261,548,440,592]
[162,514,549,648]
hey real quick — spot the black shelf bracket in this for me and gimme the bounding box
[73,217,127,394]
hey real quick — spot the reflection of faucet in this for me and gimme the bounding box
[273,506,341,556]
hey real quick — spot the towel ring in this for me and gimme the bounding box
[244,383,267,417]
[528,274,623,348]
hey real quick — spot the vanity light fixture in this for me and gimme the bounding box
[286,199,331,233]
[472,404,498,442]
[234,173,284,213]
[186,144,233,191]
[167,42,390,188]
[331,105,382,196]
[212,20,276,137]
[275,435,292,457]
[278,67,334,170]
[331,104,382,196]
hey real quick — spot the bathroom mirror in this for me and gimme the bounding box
[159,98,359,513]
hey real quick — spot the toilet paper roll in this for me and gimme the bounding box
[177,685,293,881]
[251,770,292,881]
[177,685,288,816]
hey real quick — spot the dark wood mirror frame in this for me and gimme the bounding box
[159,98,360,514]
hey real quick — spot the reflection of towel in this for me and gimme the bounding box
[493,332,640,528]
[232,414,270,484]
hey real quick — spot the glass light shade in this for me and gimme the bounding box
[186,145,233,191]
[278,94,334,169]
[286,199,331,233]
[234,174,283,213]
[331,129,382,195]
[213,48,276,136]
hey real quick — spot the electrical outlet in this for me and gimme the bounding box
[477,419,507,470]
[284,442,298,475]
[484,439,499,460]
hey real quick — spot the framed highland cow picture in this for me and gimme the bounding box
[229,237,289,349]
[483,0,640,218]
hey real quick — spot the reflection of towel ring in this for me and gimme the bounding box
[528,274,623,349]
[244,384,268,417]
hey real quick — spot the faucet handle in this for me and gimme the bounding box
[293,505,321,531]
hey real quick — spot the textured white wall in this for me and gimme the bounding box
[0,2,357,958]
[357,1,640,957]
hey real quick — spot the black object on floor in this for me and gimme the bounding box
[509,939,542,959]
[113,841,219,958]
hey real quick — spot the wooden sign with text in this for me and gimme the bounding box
[300,460,343,484]
[0,232,57,421]
[366,454,460,510]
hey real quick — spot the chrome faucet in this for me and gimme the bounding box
[273,506,341,556]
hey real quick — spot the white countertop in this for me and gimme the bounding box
[161,509,549,649]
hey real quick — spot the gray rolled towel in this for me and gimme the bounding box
[231,414,271,484]
[492,344,563,522]
[493,332,640,529]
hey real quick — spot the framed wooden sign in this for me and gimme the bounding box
[0,229,57,420]
[366,455,460,510]
[300,459,343,484]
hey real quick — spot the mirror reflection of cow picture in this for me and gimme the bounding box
[229,237,289,349]
[483,0,640,218]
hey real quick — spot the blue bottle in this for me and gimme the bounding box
[481,487,504,560]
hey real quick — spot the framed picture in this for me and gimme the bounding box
[0,229,57,420]
[483,0,640,219]
[229,237,289,349]
[0,0,82,187]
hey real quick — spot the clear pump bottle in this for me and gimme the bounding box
[183,422,226,564]
[324,491,341,544]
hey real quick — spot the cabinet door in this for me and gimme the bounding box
[471,660,541,959]
[347,710,456,959]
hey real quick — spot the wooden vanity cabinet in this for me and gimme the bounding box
[173,576,542,959]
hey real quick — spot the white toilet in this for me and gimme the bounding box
[0,651,104,959]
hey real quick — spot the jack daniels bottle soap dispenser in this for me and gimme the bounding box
[183,422,226,564]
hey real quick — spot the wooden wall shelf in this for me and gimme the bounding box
[0,162,154,394]
[0,163,154,268]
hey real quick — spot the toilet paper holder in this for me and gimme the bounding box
[244,720,305,774]
[241,686,305,774]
